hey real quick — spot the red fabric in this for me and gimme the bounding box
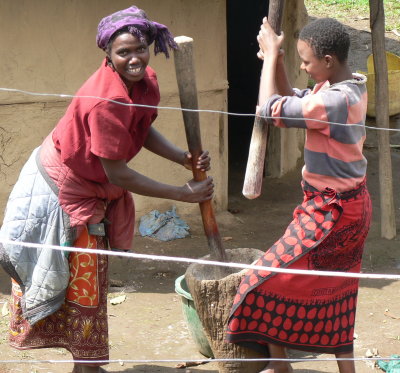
[40,134,134,251]
[226,181,372,354]
[52,59,160,183]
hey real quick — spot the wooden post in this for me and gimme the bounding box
[369,0,396,239]
[242,0,285,199]
[173,36,228,261]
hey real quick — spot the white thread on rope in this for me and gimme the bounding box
[0,356,399,364]
[0,242,398,364]
[1,239,400,280]
[0,87,399,133]
[0,87,399,366]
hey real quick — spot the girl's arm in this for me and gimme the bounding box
[99,157,214,203]
[275,52,295,96]
[257,49,294,97]
[144,127,210,171]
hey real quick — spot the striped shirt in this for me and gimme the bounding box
[261,73,368,192]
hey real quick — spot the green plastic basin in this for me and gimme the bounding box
[175,275,214,358]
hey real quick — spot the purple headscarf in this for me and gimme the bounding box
[96,5,178,58]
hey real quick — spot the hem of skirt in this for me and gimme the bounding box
[226,334,354,355]
[235,341,270,356]
[9,341,109,366]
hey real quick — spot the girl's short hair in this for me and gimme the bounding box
[299,18,350,63]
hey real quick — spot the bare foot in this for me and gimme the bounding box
[259,361,293,373]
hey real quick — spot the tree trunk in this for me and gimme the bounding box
[185,248,267,373]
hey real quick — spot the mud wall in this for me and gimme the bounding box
[0,0,228,222]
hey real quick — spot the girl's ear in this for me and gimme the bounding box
[324,54,334,69]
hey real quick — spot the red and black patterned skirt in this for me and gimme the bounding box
[226,180,372,354]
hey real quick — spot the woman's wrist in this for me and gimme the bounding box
[181,151,188,166]
[176,184,187,201]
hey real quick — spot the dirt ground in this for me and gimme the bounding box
[1,17,400,373]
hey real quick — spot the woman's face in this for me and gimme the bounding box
[297,39,331,83]
[108,32,150,90]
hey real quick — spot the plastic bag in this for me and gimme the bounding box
[378,355,400,373]
[138,206,190,241]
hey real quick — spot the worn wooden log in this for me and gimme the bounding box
[242,0,285,199]
[369,0,396,239]
[173,36,228,261]
[185,248,266,373]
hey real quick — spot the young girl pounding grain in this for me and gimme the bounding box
[226,17,371,373]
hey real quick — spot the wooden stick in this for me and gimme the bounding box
[173,36,227,262]
[242,0,285,199]
[369,0,396,239]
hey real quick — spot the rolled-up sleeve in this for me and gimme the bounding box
[259,87,332,132]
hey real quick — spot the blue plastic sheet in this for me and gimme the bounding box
[138,206,190,241]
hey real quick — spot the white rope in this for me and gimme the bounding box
[0,87,398,366]
[0,87,399,132]
[0,239,398,365]
[0,356,398,364]
[1,238,400,280]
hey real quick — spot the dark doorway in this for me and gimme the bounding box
[226,0,270,185]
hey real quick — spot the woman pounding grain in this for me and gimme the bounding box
[0,5,213,373]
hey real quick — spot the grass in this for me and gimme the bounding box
[304,0,400,32]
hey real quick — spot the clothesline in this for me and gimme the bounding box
[0,356,397,364]
[0,85,399,367]
[1,239,399,281]
[0,87,399,132]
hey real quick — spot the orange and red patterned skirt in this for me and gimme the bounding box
[9,229,109,366]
